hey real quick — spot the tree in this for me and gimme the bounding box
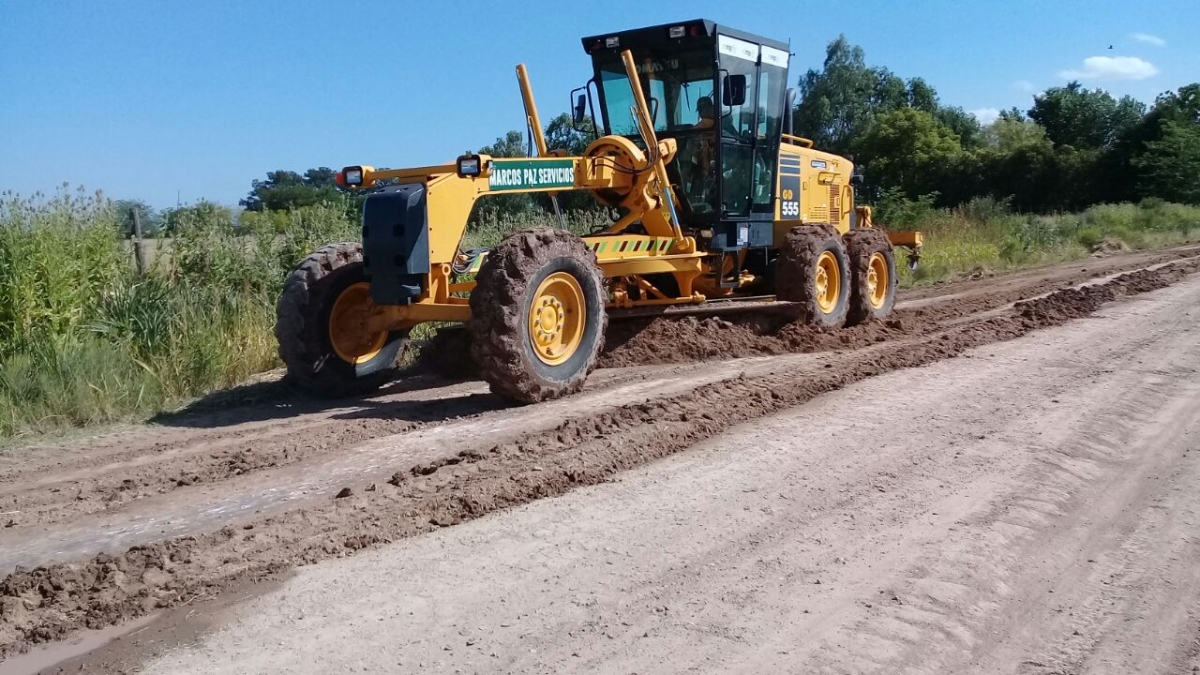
[1029,83,1145,149]
[474,131,534,219]
[793,36,908,154]
[853,108,962,199]
[114,199,160,237]
[907,77,938,113]
[479,130,527,159]
[998,107,1027,123]
[1132,120,1200,204]
[240,168,344,212]
[936,106,983,148]
[1121,83,1200,150]
[1106,83,1200,203]
[981,116,1051,153]
[543,114,599,211]
[1152,83,1200,126]
[544,113,596,157]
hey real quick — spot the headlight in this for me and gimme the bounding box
[344,167,363,186]
[456,154,487,179]
[457,156,480,177]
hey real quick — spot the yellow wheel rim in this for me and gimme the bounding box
[328,282,387,364]
[867,252,890,309]
[528,272,585,366]
[814,251,842,314]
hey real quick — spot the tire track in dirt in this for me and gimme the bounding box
[0,391,495,529]
[0,368,677,530]
[2,259,1197,660]
[794,347,1200,674]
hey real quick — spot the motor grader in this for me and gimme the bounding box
[275,19,923,403]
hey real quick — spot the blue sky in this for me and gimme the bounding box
[2,0,1197,209]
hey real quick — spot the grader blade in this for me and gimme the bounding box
[607,296,800,321]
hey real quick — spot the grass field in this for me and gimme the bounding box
[2,187,1198,439]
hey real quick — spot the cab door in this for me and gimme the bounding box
[716,35,759,220]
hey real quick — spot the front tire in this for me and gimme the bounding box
[774,224,851,328]
[469,228,606,404]
[275,243,408,397]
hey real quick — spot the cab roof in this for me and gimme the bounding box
[580,19,790,55]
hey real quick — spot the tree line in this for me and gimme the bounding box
[799,37,1199,211]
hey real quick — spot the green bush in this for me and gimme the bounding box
[1076,227,1104,250]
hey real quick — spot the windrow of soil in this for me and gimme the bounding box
[2,259,1197,661]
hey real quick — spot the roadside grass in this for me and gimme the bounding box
[2,188,1198,440]
[889,196,1200,286]
[0,189,358,439]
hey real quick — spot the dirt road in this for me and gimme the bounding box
[2,246,1200,673]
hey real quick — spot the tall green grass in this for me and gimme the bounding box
[0,188,359,438]
[880,195,1200,286]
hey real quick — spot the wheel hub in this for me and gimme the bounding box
[534,298,566,345]
[528,272,585,366]
[328,282,388,364]
[867,252,889,309]
[814,251,841,314]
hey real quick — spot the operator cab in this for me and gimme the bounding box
[580,20,789,249]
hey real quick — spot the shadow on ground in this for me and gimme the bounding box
[149,372,493,430]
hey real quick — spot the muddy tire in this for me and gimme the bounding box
[844,228,898,325]
[468,228,607,404]
[275,242,408,397]
[774,224,851,328]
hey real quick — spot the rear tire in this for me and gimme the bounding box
[774,224,851,328]
[275,243,408,397]
[844,228,898,325]
[469,228,606,404]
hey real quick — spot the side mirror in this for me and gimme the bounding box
[722,74,747,107]
[851,173,865,186]
[572,93,587,125]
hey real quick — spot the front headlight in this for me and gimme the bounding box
[457,154,489,179]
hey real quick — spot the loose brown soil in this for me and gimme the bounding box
[2,250,1198,662]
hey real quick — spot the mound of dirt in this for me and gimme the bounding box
[599,312,910,369]
[1091,238,1131,257]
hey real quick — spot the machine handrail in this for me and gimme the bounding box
[782,133,814,148]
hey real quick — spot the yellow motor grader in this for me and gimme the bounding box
[275,19,923,403]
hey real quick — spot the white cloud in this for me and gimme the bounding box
[971,108,1001,125]
[1131,32,1166,47]
[1058,56,1159,81]
[1012,80,1036,93]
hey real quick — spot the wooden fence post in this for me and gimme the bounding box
[132,209,148,276]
